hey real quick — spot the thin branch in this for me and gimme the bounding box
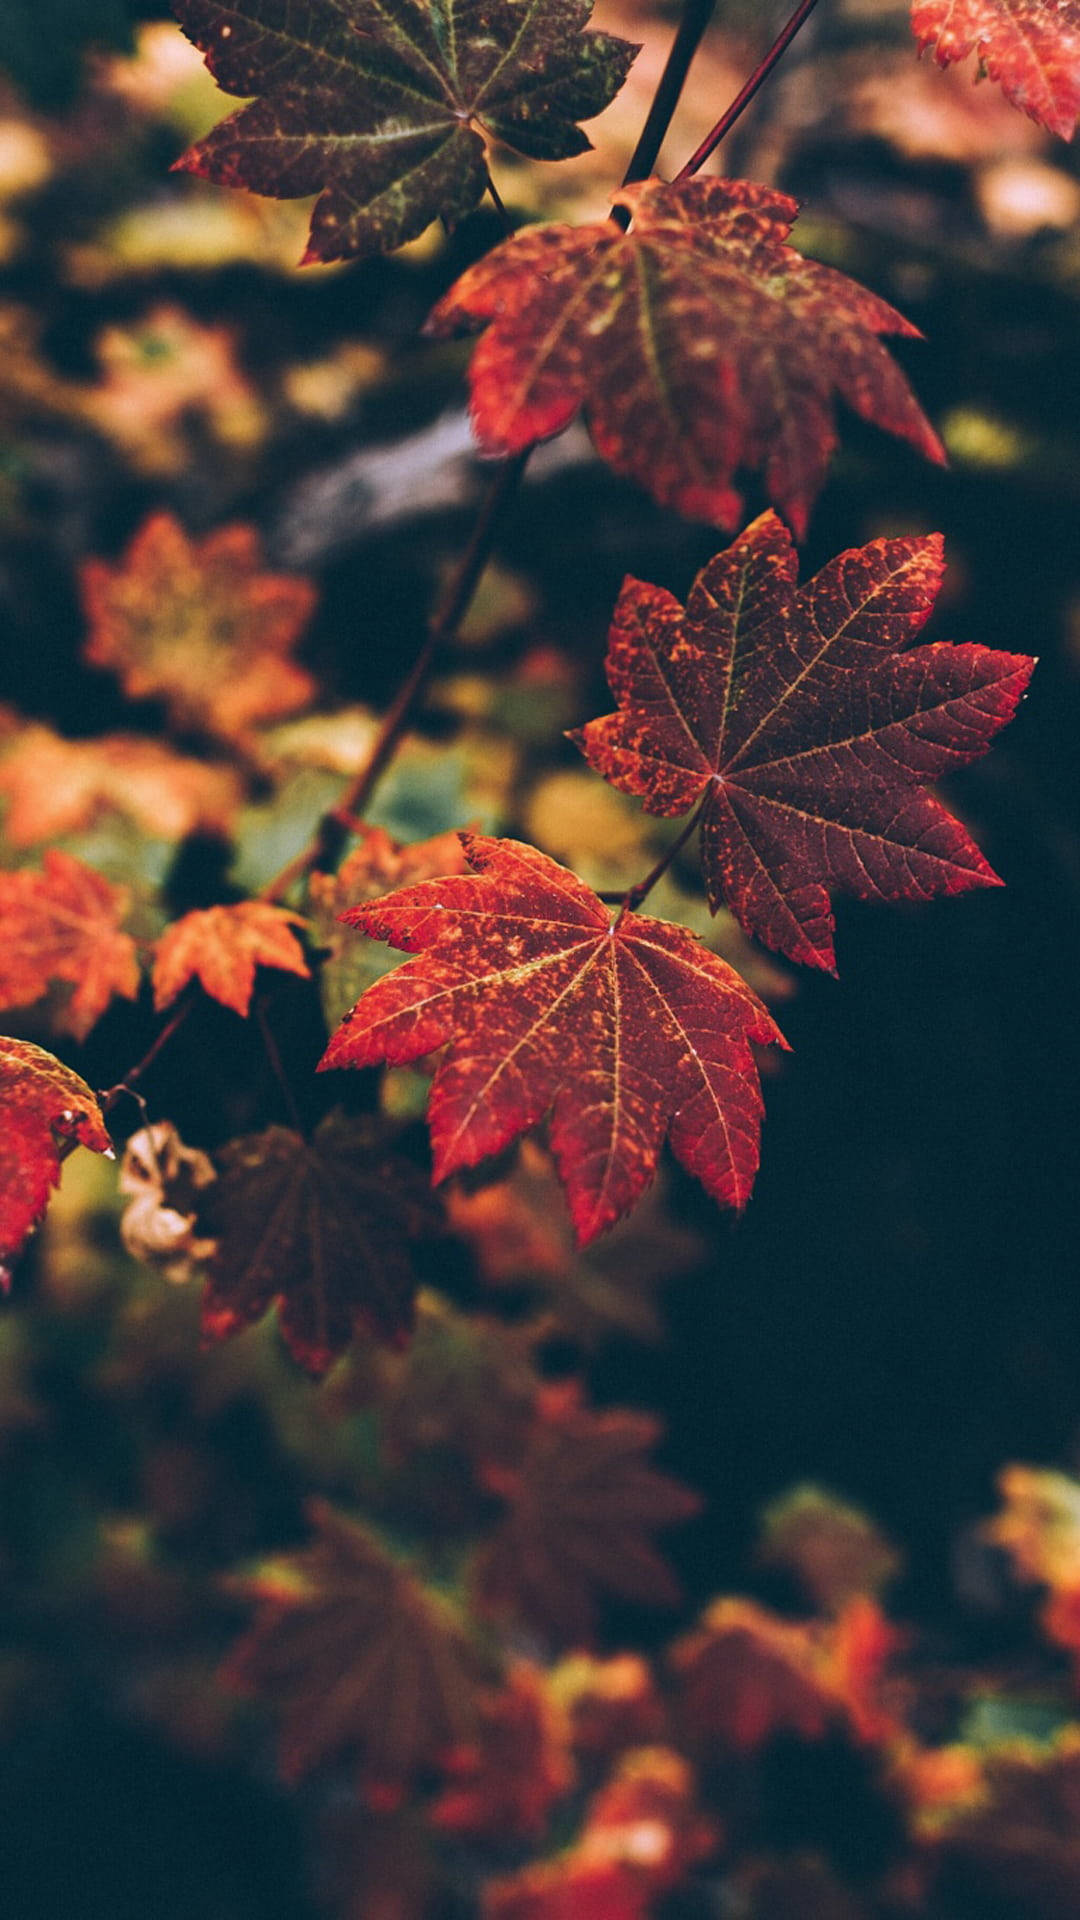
[612,0,716,226]
[255,997,305,1131]
[676,0,823,181]
[484,166,514,234]
[605,800,707,920]
[99,995,194,1112]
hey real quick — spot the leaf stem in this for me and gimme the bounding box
[484,167,514,234]
[675,0,823,181]
[611,0,717,226]
[99,994,194,1112]
[605,799,707,921]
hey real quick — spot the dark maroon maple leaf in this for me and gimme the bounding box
[0,1038,113,1278]
[573,513,1035,972]
[196,1112,439,1373]
[912,1,1080,140]
[426,175,945,538]
[171,0,636,264]
[319,835,785,1245]
[225,1498,486,1793]
[476,1385,699,1643]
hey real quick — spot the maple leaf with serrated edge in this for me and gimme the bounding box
[80,513,317,746]
[170,0,637,265]
[223,1497,487,1792]
[573,513,1035,972]
[318,834,785,1246]
[152,901,310,1017]
[0,1037,113,1276]
[0,851,139,1041]
[913,1,1080,140]
[196,1112,439,1372]
[426,176,945,538]
[475,1385,699,1642]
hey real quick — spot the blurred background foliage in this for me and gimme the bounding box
[0,0,1079,1915]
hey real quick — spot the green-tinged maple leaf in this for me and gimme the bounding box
[223,1497,487,1791]
[426,176,945,538]
[0,724,243,848]
[80,513,317,746]
[0,1037,113,1277]
[573,513,1035,972]
[196,1112,439,1373]
[913,1,1080,140]
[475,1385,699,1642]
[170,0,638,264]
[151,901,310,1017]
[0,850,139,1040]
[319,835,786,1246]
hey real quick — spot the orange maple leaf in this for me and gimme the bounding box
[80,513,317,746]
[0,851,139,1041]
[152,901,310,1017]
[0,723,242,846]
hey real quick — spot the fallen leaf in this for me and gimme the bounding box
[573,512,1035,972]
[0,850,139,1040]
[912,0,1080,140]
[320,834,785,1245]
[151,901,310,1017]
[476,1385,699,1641]
[426,176,945,537]
[172,0,637,263]
[0,1036,113,1277]
[224,1497,486,1793]
[81,512,317,746]
[196,1112,439,1373]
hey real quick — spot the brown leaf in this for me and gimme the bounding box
[80,512,317,746]
[476,1384,699,1642]
[224,1498,487,1794]
[0,850,139,1040]
[151,901,310,1017]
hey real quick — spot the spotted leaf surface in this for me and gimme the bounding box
[0,1038,113,1276]
[196,1112,438,1371]
[0,851,139,1041]
[573,514,1035,972]
[224,1498,485,1791]
[171,0,637,264]
[913,1,1080,139]
[81,513,317,746]
[426,176,945,538]
[151,901,310,1017]
[319,835,785,1245]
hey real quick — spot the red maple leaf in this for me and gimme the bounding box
[0,850,140,1040]
[152,902,310,1017]
[912,1,1080,139]
[426,176,944,538]
[0,1037,113,1277]
[573,513,1035,972]
[319,834,785,1245]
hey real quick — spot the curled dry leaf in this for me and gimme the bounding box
[80,513,317,747]
[0,1037,113,1277]
[224,1498,486,1795]
[912,0,1080,141]
[151,901,310,1017]
[118,1122,217,1285]
[172,0,637,263]
[0,724,242,847]
[195,1112,440,1373]
[320,835,785,1246]
[426,176,945,538]
[476,1384,699,1643]
[574,513,1035,972]
[0,850,139,1041]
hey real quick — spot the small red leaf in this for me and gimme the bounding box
[152,901,310,1017]
[319,834,785,1245]
[0,1037,113,1275]
[574,513,1035,972]
[426,176,944,538]
[913,1,1080,140]
[0,850,139,1040]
